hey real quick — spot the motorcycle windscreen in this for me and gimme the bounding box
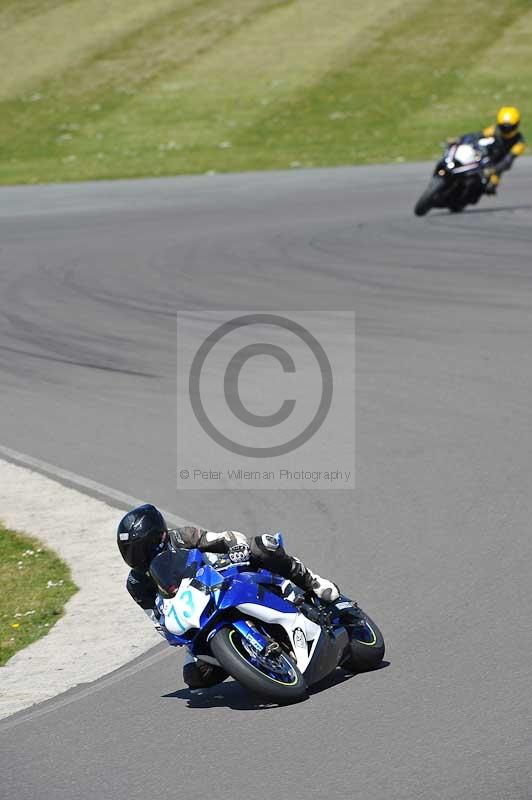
[149,549,198,598]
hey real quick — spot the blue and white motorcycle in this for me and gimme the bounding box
[150,540,385,704]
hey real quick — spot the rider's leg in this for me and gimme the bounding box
[249,535,340,602]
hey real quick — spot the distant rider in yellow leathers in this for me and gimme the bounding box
[478,106,525,194]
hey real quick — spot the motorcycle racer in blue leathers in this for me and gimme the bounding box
[117,504,340,689]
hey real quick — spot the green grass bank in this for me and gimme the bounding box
[0,0,530,184]
[0,525,77,666]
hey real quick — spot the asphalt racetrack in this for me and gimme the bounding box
[1,162,531,800]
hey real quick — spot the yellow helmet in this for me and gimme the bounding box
[496,106,520,138]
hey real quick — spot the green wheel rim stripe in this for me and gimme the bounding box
[353,621,377,647]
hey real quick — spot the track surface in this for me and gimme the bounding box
[1,163,531,800]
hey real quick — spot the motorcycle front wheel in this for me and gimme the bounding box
[414,176,445,216]
[210,627,308,704]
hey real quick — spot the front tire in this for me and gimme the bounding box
[414,176,444,216]
[210,627,308,704]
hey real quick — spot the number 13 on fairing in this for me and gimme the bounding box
[162,580,209,635]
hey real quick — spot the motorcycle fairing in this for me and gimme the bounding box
[303,626,350,685]
[155,548,351,682]
[215,570,296,616]
[235,601,328,675]
[161,578,211,636]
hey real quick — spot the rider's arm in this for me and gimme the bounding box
[169,526,248,553]
[126,569,157,609]
[126,568,179,639]
[126,569,166,634]
[493,136,526,174]
[511,139,526,157]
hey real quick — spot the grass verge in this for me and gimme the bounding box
[0,524,77,666]
[0,0,530,183]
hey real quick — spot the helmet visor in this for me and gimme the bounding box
[118,532,164,571]
[498,122,518,137]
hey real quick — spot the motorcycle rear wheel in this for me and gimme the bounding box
[210,627,308,704]
[343,612,385,673]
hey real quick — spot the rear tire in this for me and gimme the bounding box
[343,613,385,673]
[210,627,308,705]
[414,176,444,216]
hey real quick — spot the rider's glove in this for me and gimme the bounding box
[228,543,251,564]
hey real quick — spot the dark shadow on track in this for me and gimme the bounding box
[308,660,390,696]
[163,680,282,711]
[425,204,531,217]
[463,204,531,214]
[162,662,390,711]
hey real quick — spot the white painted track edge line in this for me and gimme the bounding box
[0,443,193,727]
[0,443,185,526]
[0,644,173,731]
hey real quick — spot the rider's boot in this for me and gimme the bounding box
[485,173,499,195]
[182,650,229,689]
[304,569,341,603]
[289,557,340,602]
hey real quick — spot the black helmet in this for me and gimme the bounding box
[117,504,168,572]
